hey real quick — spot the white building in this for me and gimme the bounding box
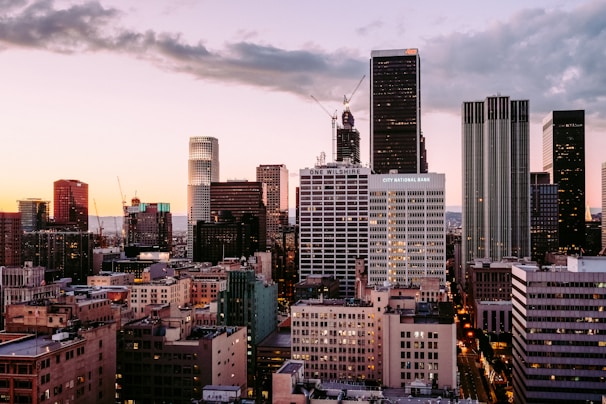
[187,136,219,258]
[299,163,370,297]
[368,173,446,286]
[462,96,530,262]
[512,257,606,403]
[129,276,192,315]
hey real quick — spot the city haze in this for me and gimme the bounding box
[1,1,605,215]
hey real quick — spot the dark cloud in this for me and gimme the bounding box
[0,0,366,101]
[422,2,606,119]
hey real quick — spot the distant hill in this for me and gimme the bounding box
[88,215,188,234]
[90,212,462,234]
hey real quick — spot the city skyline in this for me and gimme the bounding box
[1,1,605,216]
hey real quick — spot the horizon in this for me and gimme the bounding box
[1,1,605,215]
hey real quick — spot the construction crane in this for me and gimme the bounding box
[310,95,338,162]
[93,198,105,248]
[343,75,366,111]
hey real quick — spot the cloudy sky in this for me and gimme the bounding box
[1,0,604,216]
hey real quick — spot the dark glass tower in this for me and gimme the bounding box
[370,48,427,174]
[542,110,585,254]
[530,172,559,263]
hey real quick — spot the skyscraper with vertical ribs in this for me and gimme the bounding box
[370,48,427,174]
[462,96,530,262]
[187,136,219,258]
[542,110,585,255]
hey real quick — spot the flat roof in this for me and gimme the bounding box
[278,361,303,375]
[0,335,71,357]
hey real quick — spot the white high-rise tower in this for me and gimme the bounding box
[187,136,219,258]
[462,96,530,262]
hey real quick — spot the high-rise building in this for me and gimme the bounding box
[187,136,219,258]
[530,172,559,263]
[336,108,361,165]
[22,231,93,283]
[256,164,289,244]
[602,162,606,250]
[209,181,267,254]
[124,198,172,254]
[462,96,530,262]
[512,257,606,403]
[53,179,88,231]
[17,198,49,231]
[0,212,21,267]
[368,173,446,286]
[370,48,427,174]
[298,163,370,297]
[542,110,585,254]
[193,211,251,264]
[218,269,278,397]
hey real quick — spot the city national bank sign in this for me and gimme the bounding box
[382,176,431,183]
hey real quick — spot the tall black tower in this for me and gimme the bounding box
[543,110,585,254]
[370,48,427,174]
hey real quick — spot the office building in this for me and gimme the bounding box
[298,163,370,297]
[602,162,606,250]
[368,173,446,286]
[124,198,172,253]
[290,298,379,382]
[21,231,93,284]
[217,269,278,397]
[462,96,530,262]
[511,257,606,403]
[370,48,427,174]
[336,109,361,164]
[256,164,289,244]
[0,263,60,325]
[187,136,219,258]
[117,304,247,403]
[129,275,192,316]
[543,110,586,255]
[17,198,49,231]
[1,298,117,404]
[0,212,21,267]
[530,172,559,263]
[209,180,267,255]
[273,225,298,305]
[53,179,88,231]
[193,212,252,264]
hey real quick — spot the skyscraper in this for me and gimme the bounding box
[124,198,172,254]
[542,110,585,254]
[602,162,606,250]
[370,48,427,174]
[0,212,21,267]
[335,109,360,164]
[368,173,446,286]
[187,136,219,258]
[17,198,49,231]
[462,96,530,262]
[298,163,370,297]
[512,258,606,403]
[53,179,88,231]
[256,164,289,244]
[530,172,559,263]
[209,180,267,255]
